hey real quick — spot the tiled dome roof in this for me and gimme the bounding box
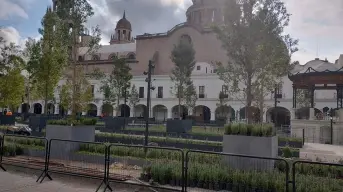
[116,11,131,30]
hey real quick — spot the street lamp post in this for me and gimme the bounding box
[144,60,155,148]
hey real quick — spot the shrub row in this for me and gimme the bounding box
[96,133,222,147]
[4,137,45,147]
[79,144,221,164]
[145,162,343,192]
[47,118,97,126]
[225,123,275,137]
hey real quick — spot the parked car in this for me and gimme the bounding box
[6,125,32,136]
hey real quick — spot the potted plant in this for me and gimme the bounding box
[223,123,278,171]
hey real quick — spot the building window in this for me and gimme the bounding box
[78,56,83,61]
[92,55,100,61]
[197,66,201,70]
[139,87,144,98]
[180,34,192,44]
[222,85,229,98]
[206,67,207,73]
[91,85,95,97]
[199,86,205,98]
[157,86,163,98]
[109,54,117,60]
[127,53,136,60]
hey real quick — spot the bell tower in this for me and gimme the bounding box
[110,11,135,45]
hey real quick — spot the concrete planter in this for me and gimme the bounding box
[104,117,126,131]
[46,125,95,159]
[29,116,47,132]
[222,135,278,171]
[0,115,15,125]
[166,119,192,133]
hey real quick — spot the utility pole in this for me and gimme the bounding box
[144,60,154,148]
[123,84,127,129]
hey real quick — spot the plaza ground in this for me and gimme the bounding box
[0,170,142,192]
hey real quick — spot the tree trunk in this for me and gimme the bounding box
[178,85,181,120]
[246,75,253,124]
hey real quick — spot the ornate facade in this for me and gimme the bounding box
[23,0,343,125]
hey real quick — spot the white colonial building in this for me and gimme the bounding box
[20,1,343,126]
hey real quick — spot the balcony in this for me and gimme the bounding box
[198,94,206,99]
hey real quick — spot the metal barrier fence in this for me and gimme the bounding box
[1,134,343,191]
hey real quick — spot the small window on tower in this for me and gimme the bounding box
[197,66,201,70]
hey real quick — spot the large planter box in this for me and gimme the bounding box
[104,117,126,131]
[46,125,95,159]
[223,135,278,171]
[29,116,47,132]
[166,119,192,133]
[0,115,15,125]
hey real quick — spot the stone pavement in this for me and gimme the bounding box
[0,171,134,192]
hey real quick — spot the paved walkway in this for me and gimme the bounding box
[301,143,343,162]
[0,171,133,192]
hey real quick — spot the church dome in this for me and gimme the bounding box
[116,11,131,30]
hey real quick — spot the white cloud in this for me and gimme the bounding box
[284,0,343,64]
[0,0,29,19]
[0,27,21,45]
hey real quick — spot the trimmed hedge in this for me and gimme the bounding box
[225,123,275,137]
[47,118,97,126]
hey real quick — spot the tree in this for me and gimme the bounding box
[0,36,23,75]
[216,91,231,122]
[97,58,132,116]
[35,7,68,115]
[55,0,101,119]
[59,66,93,116]
[215,0,298,123]
[184,80,197,115]
[129,84,140,117]
[0,68,25,111]
[296,89,311,108]
[23,38,42,110]
[170,39,196,119]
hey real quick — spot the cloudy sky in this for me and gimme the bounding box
[0,0,342,64]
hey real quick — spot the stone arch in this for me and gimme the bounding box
[119,104,130,117]
[126,52,136,60]
[87,103,98,117]
[21,103,30,114]
[59,104,67,116]
[33,103,42,114]
[193,105,211,122]
[215,106,235,122]
[101,103,113,116]
[239,106,260,123]
[134,104,147,118]
[108,53,118,60]
[266,107,291,126]
[171,105,188,119]
[152,105,167,122]
[180,34,192,44]
[47,103,55,115]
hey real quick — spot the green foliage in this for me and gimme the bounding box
[96,133,222,147]
[170,39,196,117]
[47,117,97,126]
[0,67,25,110]
[0,36,23,75]
[59,66,94,115]
[224,123,274,137]
[184,80,197,112]
[128,84,140,113]
[36,7,68,114]
[96,58,132,114]
[54,0,101,118]
[214,0,298,123]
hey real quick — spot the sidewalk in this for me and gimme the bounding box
[0,171,132,192]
